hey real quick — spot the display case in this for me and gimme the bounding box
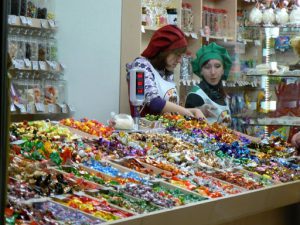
[7,0,74,122]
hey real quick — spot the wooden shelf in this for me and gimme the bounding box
[8,15,57,30]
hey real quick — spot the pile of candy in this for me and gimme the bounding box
[5,113,299,223]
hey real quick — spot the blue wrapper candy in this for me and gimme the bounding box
[84,159,152,184]
[34,201,104,224]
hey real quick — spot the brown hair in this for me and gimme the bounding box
[150,47,187,72]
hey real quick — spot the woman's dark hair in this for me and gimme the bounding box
[149,47,187,73]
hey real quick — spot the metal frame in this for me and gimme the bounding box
[0,0,9,223]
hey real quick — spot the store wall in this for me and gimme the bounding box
[55,0,122,122]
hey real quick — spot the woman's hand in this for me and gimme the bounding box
[199,104,218,118]
[187,108,206,119]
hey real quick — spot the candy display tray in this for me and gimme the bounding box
[113,158,247,197]
[57,123,99,140]
[197,165,280,188]
[24,198,105,224]
[84,187,164,214]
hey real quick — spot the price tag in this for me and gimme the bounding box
[200,29,205,37]
[48,20,56,28]
[20,16,27,25]
[60,63,66,70]
[24,58,31,68]
[187,80,191,86]
[243,40,247,45]
[10,140,27,145]
[8,15,17,25]
[224,37,227,43]
[39,61,47,70]
[68,104,76,112]
[182,80,187,86]
[192,80,196,86]
[184,32,190,37]
[48,104,56,113]
[15,103,26,113]
[10,103,16,112]
[35,103,45,112]
[41,19,48,28]
[32,61,39,70]
[141,25,145,33]
[206,36,209,42]
[53,194,69,200]
[26,17,33,26]
[13,59,25,69]
[26,103,34,113]
[58,104,68,113]
[86,189,100,193]
[254,40,261,46]
[190,32,198,39]
[46,61,57,70]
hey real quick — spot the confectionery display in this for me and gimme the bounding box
[5,114,300,224]
[3,1,300,224]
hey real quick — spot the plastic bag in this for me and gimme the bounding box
[109,112,134,130]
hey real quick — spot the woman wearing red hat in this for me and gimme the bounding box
[126,25,204,119]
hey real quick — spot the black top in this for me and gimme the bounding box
[185,79,226,108]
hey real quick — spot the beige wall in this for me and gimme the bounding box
[119,0,141,114]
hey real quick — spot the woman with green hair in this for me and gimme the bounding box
[185,42,232,124]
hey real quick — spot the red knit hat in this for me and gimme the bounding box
[141,25,187,58]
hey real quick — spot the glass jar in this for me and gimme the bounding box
[180,53,192,80]
[26,0,37,18]
[10,0,20,16]
[46,0,55,20]
[36,0,47,19]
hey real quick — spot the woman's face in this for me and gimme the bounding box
[201,59,224,86]
[165,52,183,72]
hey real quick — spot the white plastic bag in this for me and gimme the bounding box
[109,112,134,130]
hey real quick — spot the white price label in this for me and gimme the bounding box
[206,36,209,42]
[15,103,26,113]
[46,61,57,70]
[48,20,56,28]
[10,140,27,145]
[32,61,39,70]
[200,29,205,37]
[8,15,17,25]
[10,103,16,112]
[20,16,27,25]
[184,32,190,37]
[41,19,48,28]
[141,25,145,33]
[48,104,56,113]
[58,104,68,113]
[243,40,247,45]
[39,61,47,70]
[192,80,196,86]
[182,80,187,86]
[254,40,261,46]
[224,37,227,43]
[26,17,33,26]
[24,59,31,68]
[27,103,34,113]
[13,59,24,69]
[187,80,191,86]
[68,105,76,112]
[190,32,198,39]
[35,103,45,112]
[60,63,66,70]
[53,194,69,200]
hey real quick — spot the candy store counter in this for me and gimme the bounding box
[107,180,300,225]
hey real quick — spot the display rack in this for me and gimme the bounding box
[7,1,74,122]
